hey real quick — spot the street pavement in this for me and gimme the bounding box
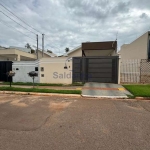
[0,94,150,150]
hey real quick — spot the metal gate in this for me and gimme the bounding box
[0,61,13,82]
[73,56,119,83]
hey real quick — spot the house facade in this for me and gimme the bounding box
[1,41,120,84]
[63,46,82,57]
[0,46,57,61]
[71,41,120,84]
[0,48,36,61]
[119,31,150,60]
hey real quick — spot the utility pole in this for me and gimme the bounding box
[36,34,38,59]
[42,34,44,57]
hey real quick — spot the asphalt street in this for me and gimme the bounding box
[0,94,150,150]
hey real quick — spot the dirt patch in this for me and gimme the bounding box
[10,100,28,107]
[0,100,11,104]
[49,101,72,111]
[124,101,144,110]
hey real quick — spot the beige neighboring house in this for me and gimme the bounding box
[119,31,150,60]
[0,47,36,61]
[0,46,57,61]
[63,46,82,57]
[32,46,57,59]
[36,49,57,58]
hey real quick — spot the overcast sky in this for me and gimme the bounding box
[0,0,150,55]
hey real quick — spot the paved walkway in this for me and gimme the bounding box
[82,82,132,98]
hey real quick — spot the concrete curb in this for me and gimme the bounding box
[0,91,81,97]
[136,97,150,100]
[81,94,128,99]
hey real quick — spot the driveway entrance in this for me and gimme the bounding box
[73,56,119,84]
[82,82,132,98]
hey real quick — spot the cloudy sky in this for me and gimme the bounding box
[0,0,150,55]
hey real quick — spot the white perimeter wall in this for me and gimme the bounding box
[12,61,39,83]
[39,58,72,84]
[12,58,73,84]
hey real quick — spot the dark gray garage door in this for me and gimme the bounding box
[73,56,119,83]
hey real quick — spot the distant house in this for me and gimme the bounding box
[0,47,36,61]
[9,46,32,53]
[0,46,57,61]
[31,46,57,58]
[119,31,150,60]
[63,46,82,57]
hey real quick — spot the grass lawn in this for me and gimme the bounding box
[123,85,150,97]
[0,82,84,86]
[0,87,81,95]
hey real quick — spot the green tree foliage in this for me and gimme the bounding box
[25,43,31,49]
[65,47,69,53]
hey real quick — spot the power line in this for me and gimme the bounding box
[0,19,35,41]
[0,11,36,35]
[0,2,42,34]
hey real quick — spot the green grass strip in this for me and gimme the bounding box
[0,87,81,95]
[0,82,84,86]
[123,85,150,97]
[0,82,63,86]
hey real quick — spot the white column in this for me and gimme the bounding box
[17,55,20,61]
[118,53,121,84]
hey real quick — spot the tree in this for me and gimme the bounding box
[31,49,35,53]
[25,43,31,49]
[65,47,69,53]
[47,50,53,53]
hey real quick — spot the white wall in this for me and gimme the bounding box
[39,58,72,84]
[12,58,73,84]
[12,61,39,83]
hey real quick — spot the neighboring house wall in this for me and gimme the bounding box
[0,55,14,61]
[39,58,72,84]
[33,51,52,59]
[67,47,82,57]
[0,48,55,61]
[0,49,36,61]
[9,46,31,53]
[12,61,39,83]
[119,32,149,60]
